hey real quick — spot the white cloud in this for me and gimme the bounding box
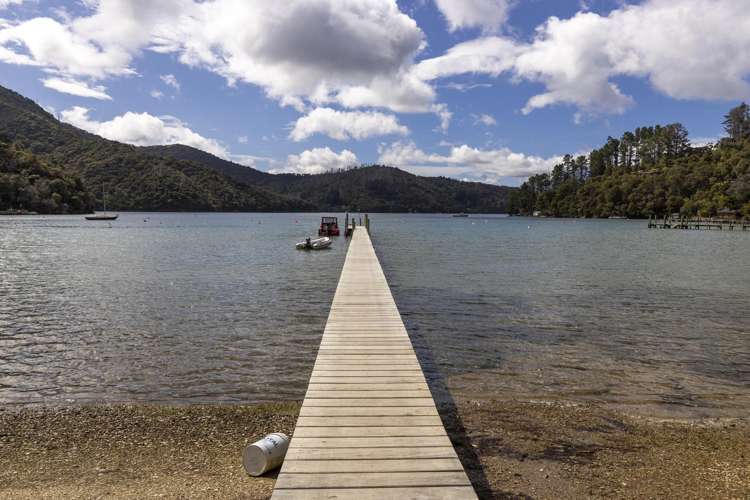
[160,73,180,90]
[474,113,496,126]
[690,136,718,148]
[166,0,427,113]
[150,89,164,99]
[433,103,452,133]
[60,106,228,158]
[0,0,430,113]
[272,147,358,174]
[237,135,248,144]
[42,77,112,100]
[290,107,409,141]
[378,140,560,183]
[418,0,750,117]
[434,0,514,33]
[442,82,492,92]
[414,36,519,81]
[0,0,23,9]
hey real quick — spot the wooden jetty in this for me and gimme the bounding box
[648,215,749,231]
[271,226,477,499]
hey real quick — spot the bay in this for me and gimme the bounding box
[1,212,748,418]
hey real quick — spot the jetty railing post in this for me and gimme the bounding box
[365,213,370,234]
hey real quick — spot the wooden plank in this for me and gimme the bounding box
[274,471,471,489]
[299,406,438,417]
[301,398,436,407]
[311,371,424,377]
[286,439,456,457]
[309,377,426,384]
[280,458,464,473]
[307,382,428,390]
[271,486,477,500]
[292,426,448,438]
[305,390,432,399]
[296,416,443,427]
[284,446,456,460]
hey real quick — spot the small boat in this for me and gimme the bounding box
[452,213,469,218]
[318,216,340,236]
[296,237,332,250]
[85,214,119,221]
[86,187,119,221]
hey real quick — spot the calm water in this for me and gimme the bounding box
[1,213,748,418]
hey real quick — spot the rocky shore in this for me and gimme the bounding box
[1,400,748,499]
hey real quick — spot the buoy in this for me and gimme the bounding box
[243,433,290,476]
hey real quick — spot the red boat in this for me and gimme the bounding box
[318,216,340,236]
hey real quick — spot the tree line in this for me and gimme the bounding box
[509,104,750,219]
[0,141,94,213]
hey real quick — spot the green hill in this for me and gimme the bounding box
[147,144,514,212]
[0,140,93,213]
[0,84,514,213]
[510,108,750,219]
[0,86,308,212]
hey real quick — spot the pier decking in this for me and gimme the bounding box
[271,227,477,499]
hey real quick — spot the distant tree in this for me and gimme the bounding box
[723,103,750,141]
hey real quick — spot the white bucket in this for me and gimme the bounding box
[243,433,290,477]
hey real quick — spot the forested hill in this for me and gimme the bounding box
[0,85,514,213]
[0,141,93,213]
[148,144,514,213]
[510,105,750,219]
[0,86,308,212]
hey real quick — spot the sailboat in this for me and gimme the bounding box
[85,187,119,221]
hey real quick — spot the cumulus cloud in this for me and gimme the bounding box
[419,0,750,117]
[0,16,134,78]
[0,0,429,112]
[0,0,24,9]
[160,73,180,90]
[474,113,496,126]
[272,147,358,174]
[60,106,227,158]
[290,107,409,141]
[434,0,514,33]
[378,141,560,183]
[163,0,427,112]
[42,77,112,100]
[433,103,452,133]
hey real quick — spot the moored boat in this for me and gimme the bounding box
[85,187,119,221]
[318,216,340,236]
[296,237,332,250]
[85,213,119,221]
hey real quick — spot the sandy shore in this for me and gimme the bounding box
[1,400,748,499]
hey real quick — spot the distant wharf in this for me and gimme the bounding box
[648,215,750,231]
[271,224,477,499]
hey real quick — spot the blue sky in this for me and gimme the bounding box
[0,0,746,186]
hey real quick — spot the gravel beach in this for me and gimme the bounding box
[1,400,747,499]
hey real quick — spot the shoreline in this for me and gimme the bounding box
[2,400,747,499]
